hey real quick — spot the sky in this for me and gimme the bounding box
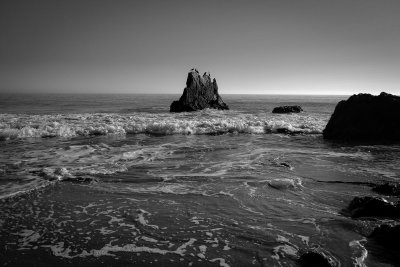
[1,0,400,95]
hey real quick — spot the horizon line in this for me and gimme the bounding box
[0,91,359,96]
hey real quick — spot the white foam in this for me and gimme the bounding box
[197,245,207,259]
[0,111,327,140]
[223,240,230,251]
[141,236,158,243]
[276,235,290,243]
[349,238,368,267]
[271,244,298,260]
[217,191,234,197]
[15,229,41,248]
[40,242,91,258]
[42,238,198,259]
[190,217,201,225]
[40,167,74,181]
[0,178,53,200]
[98,227,115,235]
[174,238,197,256]
[128,184,208,196]
[91,243,171,257]
[108,215,124,224]
[209,258,230,267]
[3,142,174,185]
[199,245,207,253]
[136,209,159,229]
[297,235,309,246]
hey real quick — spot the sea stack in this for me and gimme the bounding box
[323,92,400,141]
[170,69,229,112]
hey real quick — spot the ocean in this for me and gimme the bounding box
[0,94,399,266]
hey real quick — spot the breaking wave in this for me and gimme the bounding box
[0,110,328,140]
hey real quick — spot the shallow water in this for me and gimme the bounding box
[0,94,399,266]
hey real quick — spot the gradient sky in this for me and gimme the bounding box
[1,0,400,95]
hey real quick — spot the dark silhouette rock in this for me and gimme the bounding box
[372,182,400,196]
[367,224,400,265]
[298,250,336,267]
[170,69,229,112]
[369,224,400,249]
[323,92,400,140]
[344,196,400,219]
[272,105,303,113]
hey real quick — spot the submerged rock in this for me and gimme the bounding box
[279,162,292,168]
[298,250,336,267]
[323,92,400,141]
[372,182,400,196]
[38,167,94,183]
[268,178,301,190]
[272,105,303,113]
[170,69,229,112]
[39,167,73,181]
[344,196,400,219]
[276,128,302,135]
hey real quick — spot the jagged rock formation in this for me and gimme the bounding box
[373,183,400,196]
[323,92,400,141]
[367,224,400,264]
[170,69,229,112]
[369,224,400,249]
[272,105,303,113]
[298,250,337,267]
[343,196,400,219]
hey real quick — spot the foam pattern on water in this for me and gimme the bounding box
[11,143,173,181]
[0,110,328,140]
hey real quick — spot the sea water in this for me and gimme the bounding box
[0,94,399,266]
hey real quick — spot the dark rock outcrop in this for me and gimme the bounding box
[372,182,400,196]
[367,224,400,265]
[298,250,336,267]
[323,92,400,141]
[272,105,303,113]
[369,224,400,249]
[170,69,229,112]
[344,196,400,219]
